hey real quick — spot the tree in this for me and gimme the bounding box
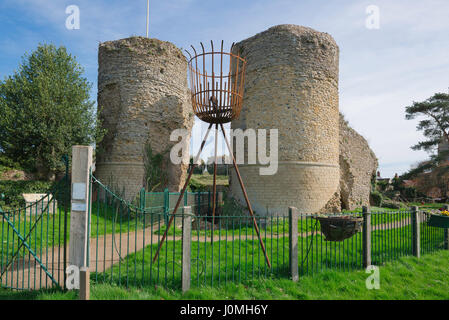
[0,43,103,179]
[404,92,449,177]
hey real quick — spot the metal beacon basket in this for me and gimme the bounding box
[153,41,272,268]
[185,41,246,124]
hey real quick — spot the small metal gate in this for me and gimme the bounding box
[0,160,70,291]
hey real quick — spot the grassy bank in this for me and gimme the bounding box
[1,250,449,300]
[190,173,229,190]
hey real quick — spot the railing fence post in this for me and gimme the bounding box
[289,207,299,282]
[411,206,420,258]
[444,205,449,250]
[362,206,371,268]
[140,188,145,210]
[197,191,201,216]
[208,190,211,215]
[182,206,192,293]
[164,188,169,225]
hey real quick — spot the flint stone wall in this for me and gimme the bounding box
[96,37,194,200]
[229,24,340,215]
[339,114,378,211]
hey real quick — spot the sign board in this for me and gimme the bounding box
[72,183,86,200]
[71,202,86,212]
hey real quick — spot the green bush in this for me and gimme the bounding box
[0,154,22,176]
[0,180,54,209]
[192,164,205,175]
[381,200,407,210]
[370,191,383,207]
[402,187,417,201]
[188,177,208,192]
[376,180,389,192]
[206,164,229,176]
[189,157,206,175]
[0,154,21,170]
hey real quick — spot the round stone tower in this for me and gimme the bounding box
[96,37,194,200]
[230,25,340,215]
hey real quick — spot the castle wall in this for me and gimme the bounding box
[230,25,340,215]
[339,114,378,210]
[96,37,194,200]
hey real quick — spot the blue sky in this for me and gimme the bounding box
[1,0,449,178]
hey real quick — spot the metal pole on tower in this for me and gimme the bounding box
[146,0,149,38]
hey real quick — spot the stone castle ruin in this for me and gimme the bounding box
[96,37,194,199]
[229,25,340,215]
[339,113,378,211]
[95,24,377,212]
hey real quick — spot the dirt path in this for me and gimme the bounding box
[1,217,414,290]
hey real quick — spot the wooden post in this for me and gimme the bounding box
[289,207,299,281]
[182,206,192,293]
[79,267,90,300]
[69,145,93,299]
[362,206,371,268]
[444,205,449,250]
[411,206,420,258]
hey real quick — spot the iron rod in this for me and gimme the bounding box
[152,123,213,263]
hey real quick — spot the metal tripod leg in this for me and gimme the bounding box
[211,124,218,233]
[152,123,213,263]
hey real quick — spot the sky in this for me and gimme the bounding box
[1,0,448,178]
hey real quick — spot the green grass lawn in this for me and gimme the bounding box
[191,173,229,187]
[1,249,449,300]
[90,217,443,289]
[1,191,446,298]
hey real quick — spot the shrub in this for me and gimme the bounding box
[192,165,204,175]
[206,164,229,176]
[143,143,168,192]
[370,191,383,207]
[402,187,417,201]
[0,180,54,209]
[381,200,407,210]
[0,154,21,170]
[189,157,206,175]
[376,180,389,192]
[188,177,208,192]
